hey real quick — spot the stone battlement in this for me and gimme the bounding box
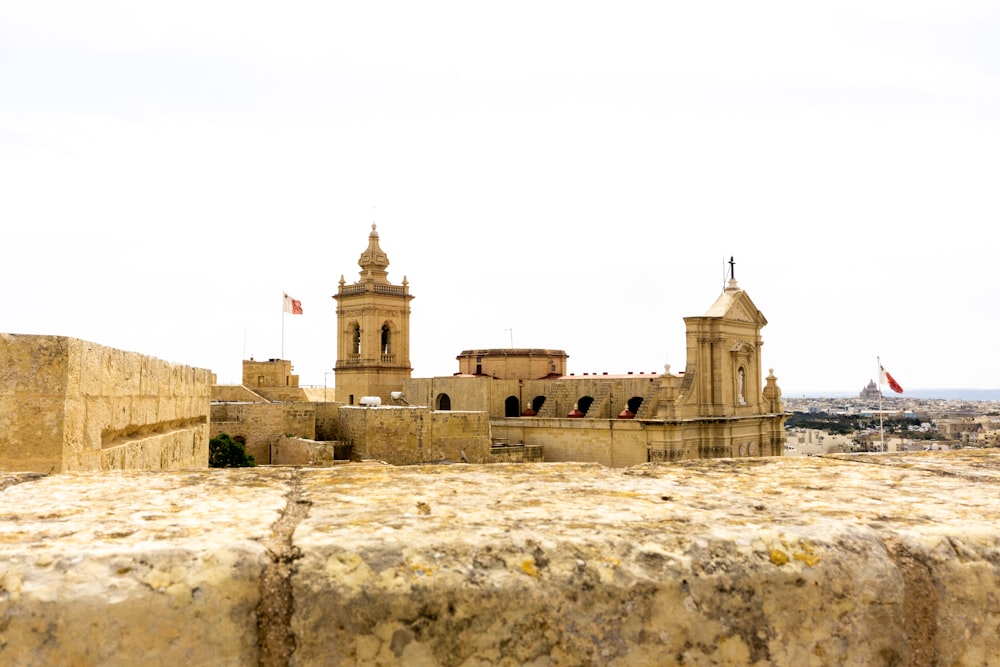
[2,451,1000,665]
[0,334,211,473]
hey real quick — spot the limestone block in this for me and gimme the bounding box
[0,469,293,666]
[0,335,210,472]
[290,455,1000,665]
[2,453,1000,665]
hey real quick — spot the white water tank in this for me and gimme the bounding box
[359,396,382,407]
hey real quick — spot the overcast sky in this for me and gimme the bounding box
[3,1,998,395]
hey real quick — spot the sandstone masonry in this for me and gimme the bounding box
[0,334,211,473]
[1,451,999,665]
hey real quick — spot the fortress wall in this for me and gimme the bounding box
[271,436,351,466]
[253,386,309,402]
[339,407,491,465]
[0,335,71,472]
[313,401,342,441]
[210,385,265,402]
[210,402,317,465]
[493,418,649,467]
[2,452,1000,665]
[428,411,492,463]
[0,334,210,473]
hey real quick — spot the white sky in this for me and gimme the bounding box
[2,1,998,394]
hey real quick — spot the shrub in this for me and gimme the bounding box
[209,433,256,468]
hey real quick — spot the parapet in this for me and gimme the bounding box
[0,334,211,472]
[2,451,1000,664]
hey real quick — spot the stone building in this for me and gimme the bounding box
[337,226,786,464]
[332,224,414,406]
[210,225,787,466]
[860,379,881,401]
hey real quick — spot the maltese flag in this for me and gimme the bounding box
[283,293,303,315]
[880,364,903,394]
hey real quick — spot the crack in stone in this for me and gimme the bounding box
[887,540,939,667]
[257,470,311,667]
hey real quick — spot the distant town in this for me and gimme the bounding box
[783,386,1000,455]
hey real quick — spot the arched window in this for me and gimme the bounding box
[436,393,451,411]
[504,396,520,417]
[532,396,546,413]
[351,324,361,355]
[577,396,595,416]
[627,397,643,414]
[381,324,391,355]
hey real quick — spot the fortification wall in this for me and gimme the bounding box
[493,417,649,467]
[271,436,351,466]
[0,334,210,473]
[210,385,265,402]
[314,401,342,441]
[340,406,491,464]
[253,386,310,403]
[210,402,316,465]
[2,451,1000,665]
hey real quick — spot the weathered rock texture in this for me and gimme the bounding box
[2,451,1000,666]
[0,334,211,472]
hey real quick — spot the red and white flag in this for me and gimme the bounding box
[880,364,903,394]
[283,293,303,315]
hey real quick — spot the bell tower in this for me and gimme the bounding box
[333,224,414,405]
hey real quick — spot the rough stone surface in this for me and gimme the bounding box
[2,451,1000,666]
[0,334,211,472]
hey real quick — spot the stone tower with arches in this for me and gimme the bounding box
[333,224,414,405]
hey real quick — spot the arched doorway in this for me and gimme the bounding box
[504,396,520,417]
[436,393,451,411]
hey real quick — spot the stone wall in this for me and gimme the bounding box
[493,416,785,466]
[493,417,649,467]
[210,402,316,465]
[0,334,210,473]
[339,406,491,464]
[271,436,351,466]
[2,451,1000,665]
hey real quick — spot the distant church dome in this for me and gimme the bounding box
[860,379,881,401]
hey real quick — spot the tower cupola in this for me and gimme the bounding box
[358,224,390,283]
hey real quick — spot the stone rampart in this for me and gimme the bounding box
[0,334,210,473]
[340,406,491,464]
[2,451,1000,665]
[211,402,316,465]
[271,436,351,466]
[493,417,650,467]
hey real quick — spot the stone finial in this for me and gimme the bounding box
[762,368,784,412]
[358,225,390,282]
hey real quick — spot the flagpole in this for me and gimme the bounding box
[281,293,285,360]
[877,356,885,453]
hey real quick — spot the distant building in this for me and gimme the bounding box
[212,225,788,466]
[337,226,787,465]
[860,379,881,401]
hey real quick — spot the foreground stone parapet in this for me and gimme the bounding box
[2,451,1000,666]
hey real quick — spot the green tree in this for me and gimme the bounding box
[209,433,256,468]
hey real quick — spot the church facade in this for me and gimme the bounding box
[332,226,787,465]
